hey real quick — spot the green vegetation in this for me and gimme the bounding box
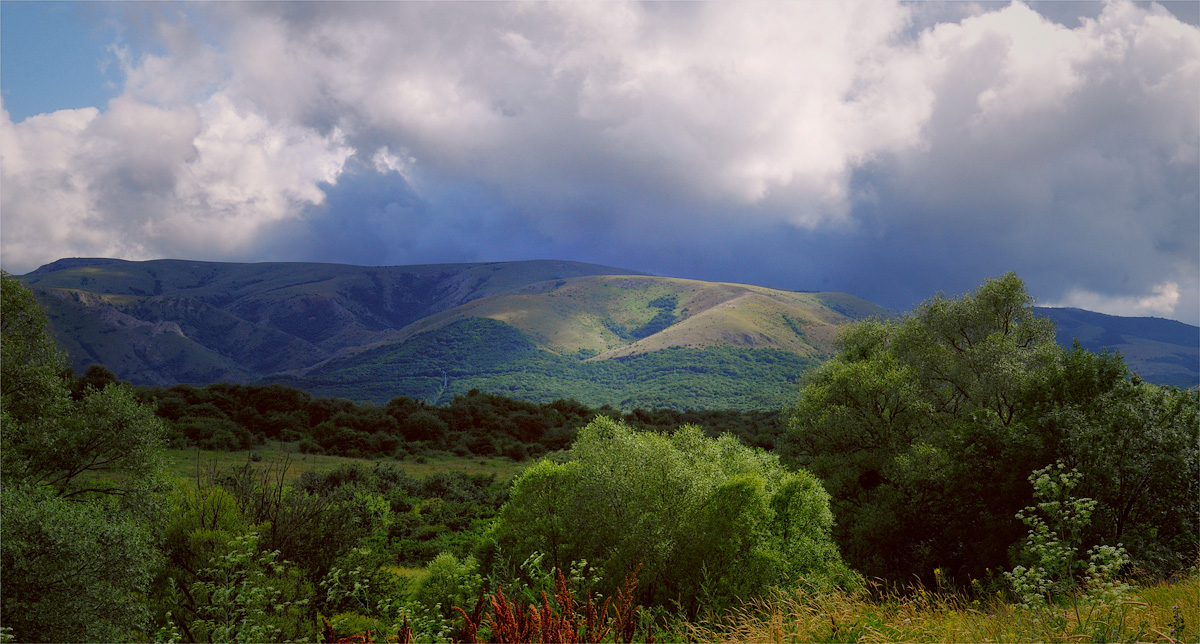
[678,572,1198,643]
[787,273,1198,588]
[133,375,789,462]
[2,270,1195,644]
[275,317,818,409]
[20,258,648,386]
[162,444,528,484]
[482,418,850,615]
[2,272,168,642]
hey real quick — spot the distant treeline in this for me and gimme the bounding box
[69,366,785,459]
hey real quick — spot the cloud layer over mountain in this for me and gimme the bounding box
[2,1,1196,323]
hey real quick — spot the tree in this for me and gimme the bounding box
[787,272,1199,585]
[0,273,168,641]
[1,272,68,423]
[483,417,850,614]
[1,484,160,642]
[1065,376,1199,574]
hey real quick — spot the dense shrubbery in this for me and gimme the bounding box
[481,417,851,615]
[131,379,788,461]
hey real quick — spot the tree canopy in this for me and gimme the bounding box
[1,272,169,641]
[484,416,851,614]
[787,272,1199,585]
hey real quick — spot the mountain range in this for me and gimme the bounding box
[16,258,1198,408]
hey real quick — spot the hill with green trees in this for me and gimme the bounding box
[17,258,890,409]
[16,258,1197,410]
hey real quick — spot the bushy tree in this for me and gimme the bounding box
[1,483,160,642]
[787,273,1199,585]
[1,273,168,641]
[483,417,850,614]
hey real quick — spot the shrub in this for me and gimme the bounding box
[483,417,850,614]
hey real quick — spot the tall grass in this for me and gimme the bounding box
[678,572,1198,643]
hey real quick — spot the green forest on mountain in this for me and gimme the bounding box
[266,322,819,410]
[2,271,1196,643]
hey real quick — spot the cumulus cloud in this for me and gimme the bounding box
[855,1,1199,322]
[1,89,352,269]
[1,1,1195,325]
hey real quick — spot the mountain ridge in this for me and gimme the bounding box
[16,258,1198,406]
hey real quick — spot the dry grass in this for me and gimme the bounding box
[679,572,1198,644]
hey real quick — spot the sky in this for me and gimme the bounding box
[1,1,1198,325]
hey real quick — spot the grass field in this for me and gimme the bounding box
[163,442,530,484]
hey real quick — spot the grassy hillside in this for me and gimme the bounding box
[382,275,889,358]
[267,276,890,409]
[21,258,644,385]
[269,317,820,409]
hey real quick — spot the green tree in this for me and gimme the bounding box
[0,273,169,642]
[1064,375,1199,574]
[787,273,1198,585]
[1,483,160,642]
[483,417,850,614]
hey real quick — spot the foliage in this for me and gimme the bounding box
[0,483,160,643]
[171,532,314,643]
[1061,377,1200,575]
[153,482,259,640]
[210,458,389,586]
[0,272,67,421]
[295,463,509,567]
[141,379,789,466]
[1005,462,1130,613]
[2,272,168,503]
[788,272,1199,585]
[413,552,484,620]
[318,548,455,643]
[0,272,169,642]
[483,417,850,614]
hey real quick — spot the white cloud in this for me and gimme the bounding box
[0,89,352,272]
[1046,281,1182,318]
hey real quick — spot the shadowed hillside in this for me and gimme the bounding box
[1036,307,1199,388]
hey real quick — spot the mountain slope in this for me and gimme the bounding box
[276,276,892,407]
[17,258,1197,407]
[1035,307,1199,388]
[20,258,645,385]
[382,276,888,360]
